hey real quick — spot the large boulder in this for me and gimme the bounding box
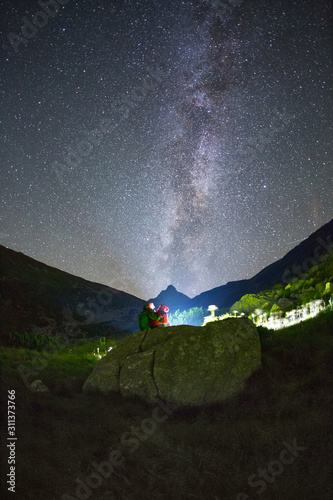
[83,318,261,406]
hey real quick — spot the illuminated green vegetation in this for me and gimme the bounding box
[0,337,118,396]
[9,331,63,350]
[0,312,332,499]
[168,306,205,326]
[230,252,333,317]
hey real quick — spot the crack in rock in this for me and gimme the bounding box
[151,350,159,399]
[83,319,261,406]
[117,363,122,393]
[138,329,149,352]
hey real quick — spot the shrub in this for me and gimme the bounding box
[169,307,205,326]
[9,331,62,350]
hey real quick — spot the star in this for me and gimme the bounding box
[0,0,332,299]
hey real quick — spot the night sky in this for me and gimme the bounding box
[1,0,332,299]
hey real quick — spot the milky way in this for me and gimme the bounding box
[1,0,332,298]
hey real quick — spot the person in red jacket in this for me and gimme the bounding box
[149,304,170,329]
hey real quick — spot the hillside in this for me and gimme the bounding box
[1,311,332,499]
[229,250,333,318]
[190,219,333,310]
[0,245,145,343]
[1,219,332,343]
[1,229,333,499]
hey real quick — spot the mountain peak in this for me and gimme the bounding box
[148,284,191,313]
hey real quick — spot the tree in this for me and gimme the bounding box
[169,307,205,326]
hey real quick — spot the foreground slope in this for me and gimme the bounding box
[0,311,332,499]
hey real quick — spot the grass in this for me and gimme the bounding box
[0,312,332,500]
[8,331,63,350]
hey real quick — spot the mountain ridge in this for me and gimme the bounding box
[0,245,145,342]
[1,218,332,339]
[150,219,333,312]
[148,284,192,312]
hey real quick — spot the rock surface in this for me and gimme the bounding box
[83,318,261,406]
[29,380,49,392]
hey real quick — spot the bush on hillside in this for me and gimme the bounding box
[169,307,205,326]
[9,331,63,350]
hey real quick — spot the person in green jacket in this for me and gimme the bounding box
[139,303,162,331]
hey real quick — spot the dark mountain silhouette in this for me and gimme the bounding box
[148,284,192,313]
[1,219,332,342]
[190,279,254,312]
[190,218,333,310]
[0,245,145,343]
[150,219,333,312]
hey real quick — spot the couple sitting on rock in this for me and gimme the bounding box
[139,302,170,331]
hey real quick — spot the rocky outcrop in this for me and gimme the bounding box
[83,318,261,406]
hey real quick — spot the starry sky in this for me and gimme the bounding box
[1,0,332,299]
